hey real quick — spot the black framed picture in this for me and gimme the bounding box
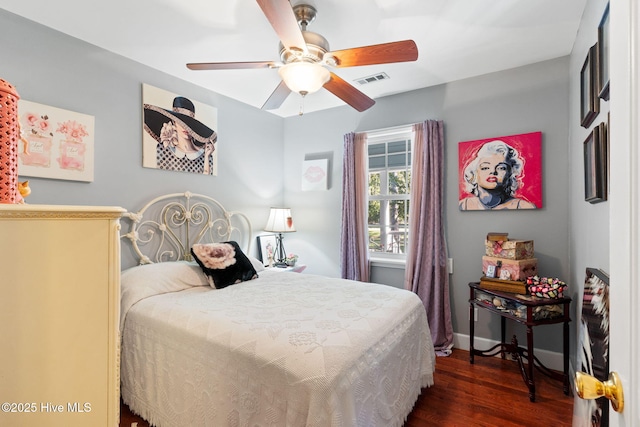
[607,112,610,194]
[598,3,610,100]
[581,44,599,128]
[583,123,607,203]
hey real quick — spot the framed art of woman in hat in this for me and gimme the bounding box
[142,85,217,175]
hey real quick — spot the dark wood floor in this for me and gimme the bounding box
[403,349,574,426]
[120,348,574,427]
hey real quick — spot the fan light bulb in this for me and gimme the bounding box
[278,62,330,95]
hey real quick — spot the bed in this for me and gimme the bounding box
[119,192,436,427]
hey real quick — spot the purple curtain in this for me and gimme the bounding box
[404,120,453,355]
[340,132,370,281]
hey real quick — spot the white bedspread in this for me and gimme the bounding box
[120,268,435,427]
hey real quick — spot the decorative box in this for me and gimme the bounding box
[482,256,538,281]
[479,276,527,294]
[484,239,534,260]
[526,276,567,299]
[486,232,508,242]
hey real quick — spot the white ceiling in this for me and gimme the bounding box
[0,0,586,117]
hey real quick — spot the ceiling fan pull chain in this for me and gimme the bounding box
[298,91,308,115]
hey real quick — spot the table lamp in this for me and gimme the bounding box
[264,207,296,267]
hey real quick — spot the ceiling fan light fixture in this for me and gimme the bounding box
[278,62,330,95]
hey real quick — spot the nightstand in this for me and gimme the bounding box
[266,264,306,273]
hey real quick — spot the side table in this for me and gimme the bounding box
[468,282,571,402]
[265,264,306,273]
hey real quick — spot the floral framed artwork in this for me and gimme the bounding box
[580,44,599,128]
[458,131,542,210]
[583,123,607,203]
[257,234,277,266]
[142,83,218,176]
[598,3,610,101]
[17,100,94,182]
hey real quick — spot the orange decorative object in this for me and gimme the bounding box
[0,78,21,204]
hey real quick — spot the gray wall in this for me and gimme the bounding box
[2,7,581,356]
[568,0,610,364]
[0,10,284,269]
[282,57,571,354]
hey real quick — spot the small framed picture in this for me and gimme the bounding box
[584,123,608,203]
[301,158,328,191]
[598,3,610,100]
[580,43,599,128]
[485,265,497,278]
[499,269,512,280]
[257,234,277,266]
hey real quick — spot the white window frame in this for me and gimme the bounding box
[366,126,414,262]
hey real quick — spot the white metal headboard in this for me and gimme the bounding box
[121,191,252,265]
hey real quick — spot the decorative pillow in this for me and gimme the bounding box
[191,241,258,289]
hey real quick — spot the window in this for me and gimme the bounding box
[366,127,413,259]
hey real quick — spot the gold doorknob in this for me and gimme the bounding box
[575,371,624,413]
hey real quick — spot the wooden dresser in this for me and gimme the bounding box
[0,204,124,426]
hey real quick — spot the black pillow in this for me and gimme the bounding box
[191,241,258,289]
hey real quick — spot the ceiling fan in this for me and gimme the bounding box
[187,0,418,113]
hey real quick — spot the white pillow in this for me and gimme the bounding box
[121,260,209,291]
[248,255,266,272]
[120,261,210,332]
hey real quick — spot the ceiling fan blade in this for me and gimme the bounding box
[187,61,278,71]
[256,0,307,53]
[323,72,375,112]
[261,80,291,110]
[326,40,418,67]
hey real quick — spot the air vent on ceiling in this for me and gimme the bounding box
[355,72,390,85]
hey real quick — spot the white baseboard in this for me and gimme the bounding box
[453,332,564,372]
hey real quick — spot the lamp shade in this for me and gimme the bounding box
[264,208,296,233]
[278,62,330,95]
